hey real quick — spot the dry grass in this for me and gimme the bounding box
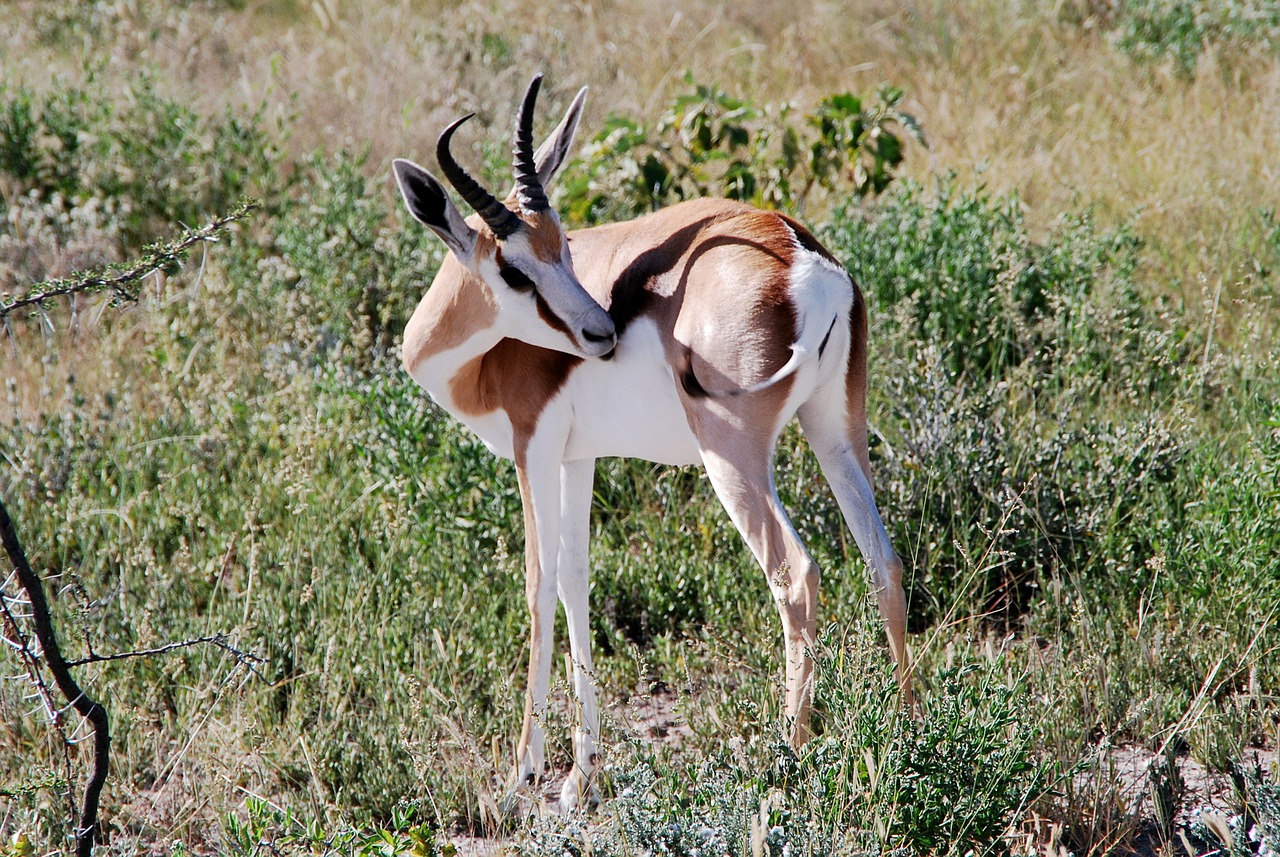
[4,0,1277,310]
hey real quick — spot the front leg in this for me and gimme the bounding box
[511,445,565,796]
[556,458,601,811]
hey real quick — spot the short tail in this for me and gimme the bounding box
[680,313,838,399]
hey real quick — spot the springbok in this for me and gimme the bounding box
[392,74,909,810]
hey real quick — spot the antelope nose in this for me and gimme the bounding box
[581,316,617,359]
[582,310,616,344]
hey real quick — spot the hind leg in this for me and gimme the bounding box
[696,434,823,746]
[799,399,911,703]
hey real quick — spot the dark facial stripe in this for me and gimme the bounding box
[534,290,575,341]
[500,264,536,291]
[496,246,579,343]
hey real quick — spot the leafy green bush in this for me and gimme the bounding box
[222,796,441,857]
[848,659,1051,856]
[557,75,923,224]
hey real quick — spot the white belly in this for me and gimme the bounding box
[410,319,702,466]
[563,319,702,465]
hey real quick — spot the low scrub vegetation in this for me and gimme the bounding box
[1099,0,1280,77]
[2,1,1279,855]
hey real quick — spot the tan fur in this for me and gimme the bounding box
[448,341,581,462]
[523,209,568,263]
[562,199,804,390]
[676,209,799,390]
[401,241,498,373]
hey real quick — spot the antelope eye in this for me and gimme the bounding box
[499,264,536,292]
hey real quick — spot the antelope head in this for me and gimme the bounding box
[393,75,617,358]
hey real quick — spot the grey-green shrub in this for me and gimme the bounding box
[1112,0,1280,76]
[0,71,279,249]
[818,178,1194,625]
[515,625,1050,857]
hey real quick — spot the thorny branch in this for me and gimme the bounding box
[0,199,258,320]
[67,631,269,680]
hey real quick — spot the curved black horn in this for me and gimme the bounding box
[436,113,521,239]
[513,74,550,212]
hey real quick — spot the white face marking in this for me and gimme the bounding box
[487,228,616,358]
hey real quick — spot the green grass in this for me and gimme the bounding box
[2,2,1280,855]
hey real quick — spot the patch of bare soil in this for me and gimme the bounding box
[1024,745,1278,857]
[610,683,696,751]
[1114,745,1276,857]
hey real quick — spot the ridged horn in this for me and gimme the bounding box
[436,113,521,239]
[513,74,550,212]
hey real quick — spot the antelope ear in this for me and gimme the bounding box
[532,86,588,187]
[393,158,477,258]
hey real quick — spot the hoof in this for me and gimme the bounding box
[558,766,600,814]
[498,770,539,820]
